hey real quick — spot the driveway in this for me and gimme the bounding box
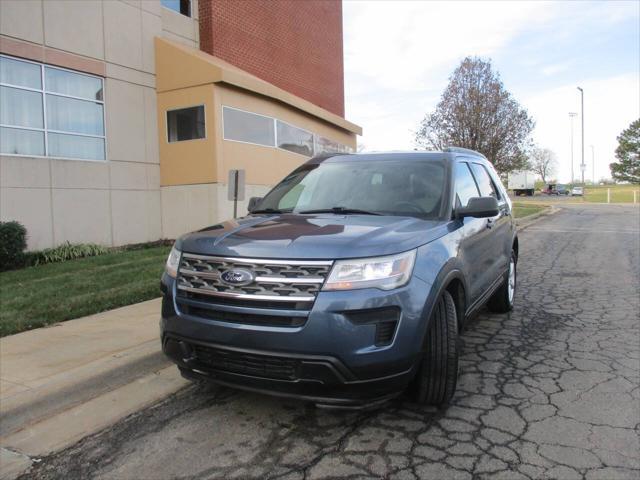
[25,204,640,480]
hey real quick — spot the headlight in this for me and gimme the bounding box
[165,245,181,278]
[323,250,416,291]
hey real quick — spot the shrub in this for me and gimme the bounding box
[0,221,27,271]
[30,242,109,266]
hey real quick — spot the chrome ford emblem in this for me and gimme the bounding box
[220,268,254,286]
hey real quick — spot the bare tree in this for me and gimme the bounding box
[528,146,557,184]
[415,57,534,174]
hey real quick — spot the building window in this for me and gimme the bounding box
[221,105,352,155]
[0,54,105,160]
[167,105,205,142]
[276,120,314,157]
[315,136,352,155]
[161,0,191,17]
[222,106,275,147]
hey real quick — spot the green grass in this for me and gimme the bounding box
[513,203,547,218]
[583,184,639,203]
[0,245,171,337]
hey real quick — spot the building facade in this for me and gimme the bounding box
[0,0,360,250]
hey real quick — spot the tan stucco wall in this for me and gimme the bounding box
[157,85,217,186]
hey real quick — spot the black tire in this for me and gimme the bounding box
[487,250,517,313]
[412,290,459,406]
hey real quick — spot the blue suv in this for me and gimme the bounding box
[161,149,518,407]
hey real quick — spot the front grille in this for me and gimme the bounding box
[192,344,299,381]
[176,254,332,305]
[179,304,306,327]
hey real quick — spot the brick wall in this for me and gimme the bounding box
[199,0,345,117]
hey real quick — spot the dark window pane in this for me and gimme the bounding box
[0,56,41,89]
[0,127,45,156]
[455,162,480,207]
[48,132,105,160]
[46,95,104,136]
[0,86,43,128]
[167,106,205,142]
[277,121,314,156]
[469,163,499,198]
[223,107,274,147]
[45,67,103,101]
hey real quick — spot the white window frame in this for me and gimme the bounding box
[221,105,352,158]
[222,105,276,148]
[0,54,107,162]
[166,104,207,143]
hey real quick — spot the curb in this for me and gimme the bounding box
[0,298,187,479]
[2,368,188,479]
[0,343,169,437]
[515,205,559,231]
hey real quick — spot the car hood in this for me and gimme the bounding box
[176,214,451,260]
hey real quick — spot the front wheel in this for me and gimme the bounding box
[412,290,459,406]
[487,251,516,313]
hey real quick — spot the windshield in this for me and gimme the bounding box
[256,159,446,219]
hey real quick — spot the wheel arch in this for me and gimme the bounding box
[420,266,469,339]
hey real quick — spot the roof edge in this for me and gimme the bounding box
[155,37,362,136]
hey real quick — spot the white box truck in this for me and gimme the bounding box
[508,170,535,196]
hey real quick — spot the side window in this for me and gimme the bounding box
[470,163,500,199]
[223,107,275,147]
[454,162,480,208]
[167,106,205,142]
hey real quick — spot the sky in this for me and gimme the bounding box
[342,0,640,182]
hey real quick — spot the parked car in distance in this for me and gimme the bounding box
[571,186,584,196]
[160,148,518,408]
[542,183,569,195]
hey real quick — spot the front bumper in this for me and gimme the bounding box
[163,334,414,407]
[160,272,433,406]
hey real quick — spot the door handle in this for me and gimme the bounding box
[486,218,495,229]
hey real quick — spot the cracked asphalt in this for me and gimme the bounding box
[25,204,640,480]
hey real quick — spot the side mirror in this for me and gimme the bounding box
[248,197,263,212]
[456,196,499,219]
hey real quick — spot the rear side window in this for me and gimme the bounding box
[454,162,480,207]
[470,163,500,199]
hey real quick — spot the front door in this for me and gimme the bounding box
[453,161,496,304]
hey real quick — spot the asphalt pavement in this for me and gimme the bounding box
[23,204,640,480]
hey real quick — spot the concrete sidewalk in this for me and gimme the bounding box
[0,299,188,479]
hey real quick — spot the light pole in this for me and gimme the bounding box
[569,112,577,184]
[590,145,595,185]
[577,87,585,184]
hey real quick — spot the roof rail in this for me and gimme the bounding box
[444,146,487,159]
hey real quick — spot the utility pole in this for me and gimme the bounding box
[569,112,577,184]
[590,145,595,185]
[577,87,585,184]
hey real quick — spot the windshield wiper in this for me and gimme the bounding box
[250,208,288,214]
[298,207,382,216]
